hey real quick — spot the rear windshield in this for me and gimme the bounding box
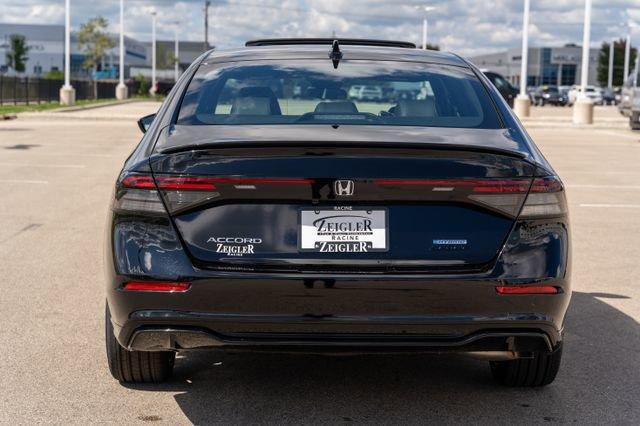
[177,60,502,129]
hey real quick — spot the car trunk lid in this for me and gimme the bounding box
[149,127,535,273]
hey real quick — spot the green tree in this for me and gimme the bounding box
[5,34,30,73]
[134,74,150,96]
[77,17,115,97]
[155,44,179,70]
[597,39,637,87]
[156,44,170,69]
[43,70,64,80]
[417,43,440,50]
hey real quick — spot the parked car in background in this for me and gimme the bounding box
[559,86,571,103]
[567,85,603,105]
[629,89,640,130]
[347,85,364,99]
[482,70,518,107]
[601,88,617,105]
[532,85,567,106]
[619,75,637,117]
[349,85,384,101]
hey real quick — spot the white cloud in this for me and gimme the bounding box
[0,0,638,57]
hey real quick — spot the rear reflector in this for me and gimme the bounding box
[123,281,191,292]
[495,285,558,294]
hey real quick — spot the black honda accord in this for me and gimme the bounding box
[105,39,570,386]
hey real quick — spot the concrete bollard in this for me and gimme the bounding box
[115,83,128,101]
[514,94,531,118]
[59,86,76,106]
[572,98,594,125]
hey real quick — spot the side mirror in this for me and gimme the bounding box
[137,113,156,134]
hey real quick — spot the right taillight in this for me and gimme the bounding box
[519,176,567,218]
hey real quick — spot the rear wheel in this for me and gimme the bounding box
[630,114,640,130]
[105,304,175,383]
[489,343,563,387]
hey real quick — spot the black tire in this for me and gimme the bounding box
[630,115,640,131]
[105,304,175,383]
[490,343,563,387]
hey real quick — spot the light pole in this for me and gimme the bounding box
[624,33,631,83]
[514,0,531,117]
[150,11,157,96]
[174,22,180,82]
[607,39,614,89]
[59,0,75,105]
[422,18,427,50]
[635,53,640,87]
[116,0,128,100]
[573,0,593,125]
[204,0,211,51]
[416,6,435,50]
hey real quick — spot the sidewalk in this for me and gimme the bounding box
[16,100,161,121]
[520,105,628,129]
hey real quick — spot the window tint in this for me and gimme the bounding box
[177,60,502,129]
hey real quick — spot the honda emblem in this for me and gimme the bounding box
[334,180,355,196]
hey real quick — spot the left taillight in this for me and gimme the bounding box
[114,173,227,214]
[113,173,167,214]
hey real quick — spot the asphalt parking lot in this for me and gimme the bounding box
[1,102,638,424]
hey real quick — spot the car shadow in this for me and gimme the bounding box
[123,291,639,423]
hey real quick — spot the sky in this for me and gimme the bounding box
[1,0,639,57]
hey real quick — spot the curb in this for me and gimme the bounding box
[15,114,146,122]
[12,98,160,120]
[52,98,143,113]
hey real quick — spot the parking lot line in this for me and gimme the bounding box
[580,204,640,209]
[593,130,640,141]
[567,184,640,189]
[0,162,86,169]
[0,179,49,184]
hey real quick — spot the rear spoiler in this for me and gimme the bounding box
[158,140,528,160]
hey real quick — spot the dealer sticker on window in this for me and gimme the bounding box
[299,208,388,253]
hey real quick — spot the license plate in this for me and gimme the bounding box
[299,208,388,253]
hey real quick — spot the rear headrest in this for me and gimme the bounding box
[238,86,276,98]
[304,87,323,99]
[230,97,274,115]
[396,98,436,117]
[314,101,358,114]
[230,86,281,115]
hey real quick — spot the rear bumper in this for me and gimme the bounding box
[107,276,570,356]
[126,322,554,358]
[105,211,571,357]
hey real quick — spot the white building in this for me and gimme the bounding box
[0,22,147,78]
[0,23,64,76]
[469,44,600,87]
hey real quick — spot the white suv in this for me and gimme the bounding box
[568,85,603,105]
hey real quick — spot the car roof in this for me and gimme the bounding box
[204,43,468,68]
